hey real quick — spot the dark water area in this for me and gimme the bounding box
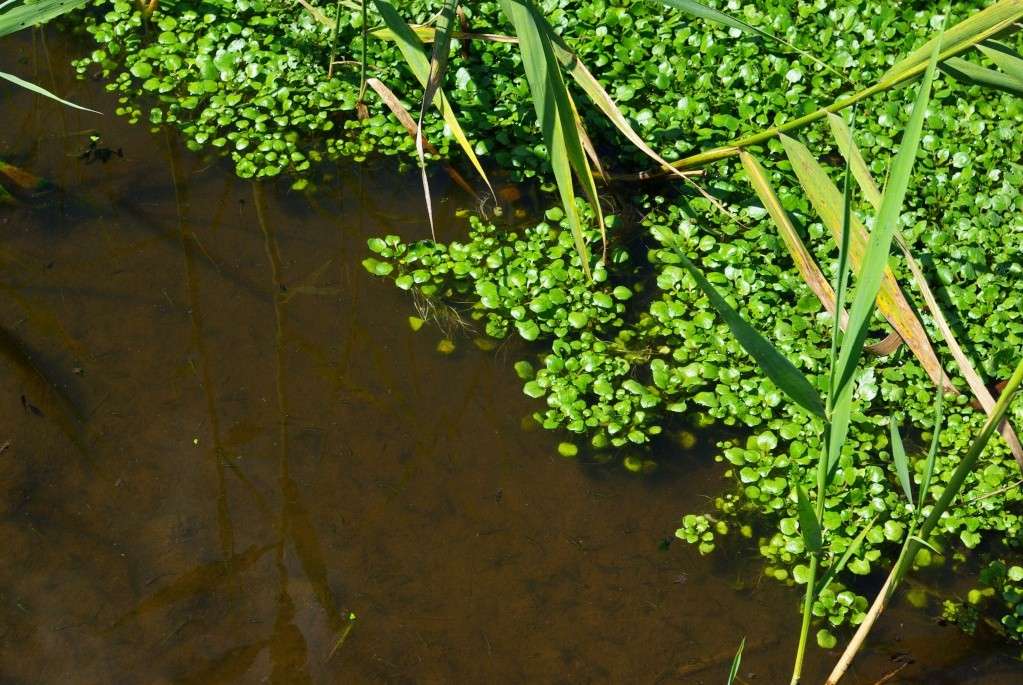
[1,28,1021,685]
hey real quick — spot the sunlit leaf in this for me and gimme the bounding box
[678,254,825,419]
[0,70,99,113]
[890,422,913,504]
[498,0,604,277]
[794,479,823,553]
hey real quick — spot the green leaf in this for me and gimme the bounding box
[727,637,745,685]
[0,0,87,38]
[516,319,540,341]
[828,32,943,471]
[678,255,825,419]
[942,56,1023,96]
[890,421,913,504]
[794,479,823,553]
[514,360,534,380]
[372,1,493,198]
[0,71,100,113]
[882,0,1023,84]
[498,0,602,279]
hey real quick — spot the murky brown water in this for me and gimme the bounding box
[2,28,1022,685]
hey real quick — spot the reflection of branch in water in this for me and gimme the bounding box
[166,130,236,560]
[112,544,274,628]
[253,182,352,672]
[0,322,87,455]
[174,639,270,685]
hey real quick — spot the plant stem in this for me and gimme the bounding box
[623,13,1019,179]
[825,355,1023,684]
[790,553,819,684]
[328,0,342,77]
[791,435,832,684]
[358,0,368,103]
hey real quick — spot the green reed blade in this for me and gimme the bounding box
[679,255,825,419]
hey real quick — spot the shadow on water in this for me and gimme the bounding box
[2,26,1023,685]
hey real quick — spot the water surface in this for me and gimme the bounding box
[0,29,1020,684]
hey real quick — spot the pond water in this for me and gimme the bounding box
[0,29,1021,685]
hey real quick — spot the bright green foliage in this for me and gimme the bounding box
[74,0,1023,192]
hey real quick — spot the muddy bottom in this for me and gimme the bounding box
[0,28,1021,685]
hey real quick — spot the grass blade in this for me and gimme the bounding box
[727,638,745,685]
[499,0,604,277]
[890,421,913,504]
[794,479,823,553]
[372,1,494,198]
[416,0,458,238]
[780,133,951,399]
[942,56,1023,96]
[739,150,849,329]
[0,70,99,113]
[881,0,1023,84]
[978,40,1023,80]
[0,0,87,37]
[679,255,825,418]
[827,30,942,476]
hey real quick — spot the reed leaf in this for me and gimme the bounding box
[727,638,745,685]
[827,34,942,476]
[794,479,823,553]
[826,113,882,208]
[678,255,825,419]
[650,0,846,82]
[978,40,1023,80]
[826,356,1023,684]
[919,384,945,509]
[416,0,458,238]
[499,0,603,276]
[364,77,479,199]
[890,421,913,504]
[633,0,1023,178]
[817,517,876,595]
[0,70,98,113]
[779,134,950,401]
[829,110,1023,467]
[882,0,1023,84]
[942,56,1023,96]
[739,150,849,329]
[0,0,86,37]
[372,1,493,198]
